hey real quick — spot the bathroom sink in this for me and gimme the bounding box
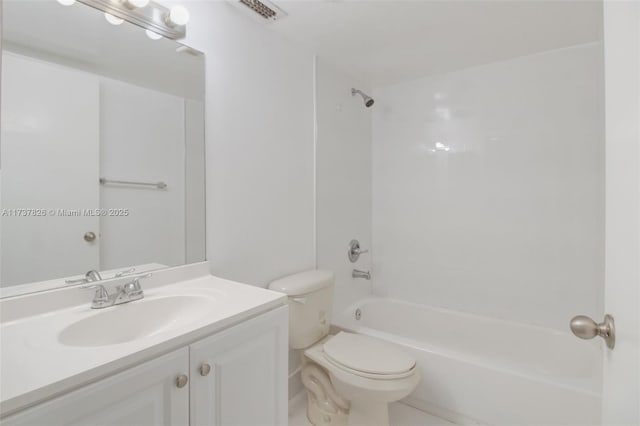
[58,295,214,347]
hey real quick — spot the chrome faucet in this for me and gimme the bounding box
[113,267,136,278]
[348,239,369,263]
[85,270,103,282]
[81,284,111,309]
[352,269,371,280]
[65,269,103,285]
[81,273,151,309]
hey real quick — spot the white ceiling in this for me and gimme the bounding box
[269,0,603,88]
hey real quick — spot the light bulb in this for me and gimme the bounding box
[168,5,190,26]
[56,0,76,5]
[104,13,124,25]
[128,0,149,7]
[145,29,163,40]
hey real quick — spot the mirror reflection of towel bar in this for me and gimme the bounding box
[99,178,167,190]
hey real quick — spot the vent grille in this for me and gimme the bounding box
[238,0,285,21]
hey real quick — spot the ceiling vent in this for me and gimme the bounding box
[232,0,287,22]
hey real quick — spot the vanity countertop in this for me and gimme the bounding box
[0,263,287,417]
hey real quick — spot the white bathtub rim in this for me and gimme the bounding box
[339,296,586,336]
[333,296,601,397]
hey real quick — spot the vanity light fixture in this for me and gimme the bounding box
[125,0,150,8]
[57,0,77,5]
[145,29,163,40]
[433,141,451,152]
[76,0,188,39]
[104,12,124,25]
[167,5,190,26]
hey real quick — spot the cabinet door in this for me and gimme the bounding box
[190,306,288,426]
[4,348,189,426]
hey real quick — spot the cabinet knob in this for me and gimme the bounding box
[176,374,189,388]
[200,363,211,376]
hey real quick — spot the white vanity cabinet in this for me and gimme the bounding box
[3,348,190,426]
[189,307,288,426]
[2,306,288,426]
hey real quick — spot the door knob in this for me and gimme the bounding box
[84,231,96,242]
[570,314,615,349]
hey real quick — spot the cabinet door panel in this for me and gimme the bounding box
[190,306,288,426]
[4,348,189,426]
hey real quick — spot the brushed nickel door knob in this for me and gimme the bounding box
[176,374,189,388]
[199,363,211,376]
[84,231,96,242]
[570,314,615,349]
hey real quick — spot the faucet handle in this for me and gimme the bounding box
[124,280,141,294]
[348,239,369,263]
[80,284,111,308]
[114,267,136,278]
[124,273,152,294]
[66,269,103,285]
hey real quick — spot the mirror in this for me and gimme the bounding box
[0,0,206,295]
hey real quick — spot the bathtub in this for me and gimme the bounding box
[333,297,602,425]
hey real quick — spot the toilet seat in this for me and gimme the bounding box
[322,332,416,380]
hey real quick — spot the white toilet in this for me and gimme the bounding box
[269,270,419,426]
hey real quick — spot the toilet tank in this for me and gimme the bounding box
[268,270,334,349]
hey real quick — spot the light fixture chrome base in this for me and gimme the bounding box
[78,0,186,39]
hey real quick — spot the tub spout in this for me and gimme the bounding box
[352,269,371,280]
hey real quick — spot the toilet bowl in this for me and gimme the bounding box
[305,332,420,426]
[268,270,420,426]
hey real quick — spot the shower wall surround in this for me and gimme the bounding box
[371,43,604,331]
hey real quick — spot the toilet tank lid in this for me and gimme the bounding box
[268,270,334,296]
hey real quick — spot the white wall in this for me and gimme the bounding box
[173,1,316,287]
[371,43,604,331]
[168,3,321,398]
[185,99,206,264]
[316,59,372,314]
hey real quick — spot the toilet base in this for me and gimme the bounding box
[306,394,390,426]
[306,392,349,426]
[347,400,389,426]
[301,352,350,426]
[301,336,418,426]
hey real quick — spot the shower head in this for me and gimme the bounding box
[352,88,375,108]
